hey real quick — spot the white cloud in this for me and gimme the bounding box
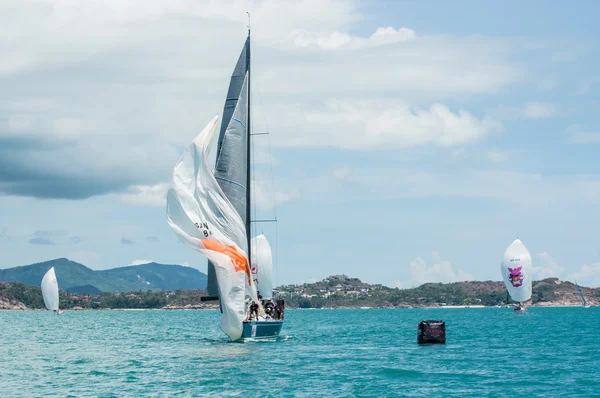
[0,0,529,201]
[490,102,558,120]
[298,167,600,208]
[572,263,600,288]
[566,125,600,144]
[536,75,556,90]
[116,176,296,209]
[274,101,500,149]
[533,252,564,279]
[252,148,280,166]
[262,35,522,101]
[274,190,297,205]
[288,26,416,50]
[130,259,153,266]
[395,253,473,288]
[486,150,510,163]
[523,252,599,288]
[118,183,169,207]
[522,102,558,119]
[252,178,297,210]
[570,132,600,144]
[0,0,359,75]
[332,167,352,180]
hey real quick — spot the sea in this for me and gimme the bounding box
[1,307,598,397]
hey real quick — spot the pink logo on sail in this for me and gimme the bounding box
[508,266,524,287]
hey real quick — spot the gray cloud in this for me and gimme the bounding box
[120,237,135,245]
[0,1,527,201]
[29,237,55,245]
[69,236,81,244]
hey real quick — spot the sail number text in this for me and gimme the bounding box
[194,222,212,238]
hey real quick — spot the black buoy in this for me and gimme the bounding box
[417,320,446,344]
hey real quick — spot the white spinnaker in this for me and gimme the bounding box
[251,234,273,299]
[500,239,533,303]
[166,115,256,341]
[41,267,59,311]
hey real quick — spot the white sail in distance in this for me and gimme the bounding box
[166,115,257,341]
[251,234,273,300]
[500,239,533,303]
[41,267,59,311]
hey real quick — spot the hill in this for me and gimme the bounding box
[275,274,600,308]
[67,285,103,294]
[0,273,598,310]
[0,258,207,292]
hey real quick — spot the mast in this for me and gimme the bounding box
[246,17,252,267]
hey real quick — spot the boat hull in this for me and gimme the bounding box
[242,320,283,339]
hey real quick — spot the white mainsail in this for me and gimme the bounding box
[251,234,273,299]
[41,267,59,311]
[166,115,257,341]
[500,239,533,303]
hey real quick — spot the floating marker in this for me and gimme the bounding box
[417,320,446,344]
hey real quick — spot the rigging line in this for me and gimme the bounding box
[275,217,279,288]
[254,48,279,288]
[265,107,279,287]
[251,70,257,242]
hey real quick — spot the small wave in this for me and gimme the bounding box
[89,370,109,376]
[381,368,426,377]
[199,337,230,344]
[127,359,143,367]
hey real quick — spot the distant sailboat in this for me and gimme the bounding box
[574,279,590,308]
[167,27,283,340]
[41,267,62,314]
[501,239,532,313]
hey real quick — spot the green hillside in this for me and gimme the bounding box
[0,258,207,292]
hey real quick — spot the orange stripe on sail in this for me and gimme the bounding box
[201,239,252,285]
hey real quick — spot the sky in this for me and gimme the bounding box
[1,0,599,288]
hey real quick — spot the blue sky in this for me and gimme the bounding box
[1,0,599,288]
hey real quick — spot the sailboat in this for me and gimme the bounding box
[500,239,532,313]
[574,279,590,308]
[41,267,62,314]
[166,27,283,341]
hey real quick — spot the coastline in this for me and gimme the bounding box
[1,304,594,311]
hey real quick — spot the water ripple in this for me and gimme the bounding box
[0,307,598,396]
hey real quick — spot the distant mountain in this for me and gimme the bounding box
[67,284,103,294]
[0,258,207,292]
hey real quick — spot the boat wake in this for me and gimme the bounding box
[241,335,291,343]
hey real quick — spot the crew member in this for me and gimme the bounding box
[264,299,274,318]
[276,296,285,320]
[248,300,259,320]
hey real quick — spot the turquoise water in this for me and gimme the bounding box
[1,307,598,397]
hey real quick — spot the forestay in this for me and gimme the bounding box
[41,267,59,311]
[251,234,273,299]
[500,239,533,303]
[166,115,256,341]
